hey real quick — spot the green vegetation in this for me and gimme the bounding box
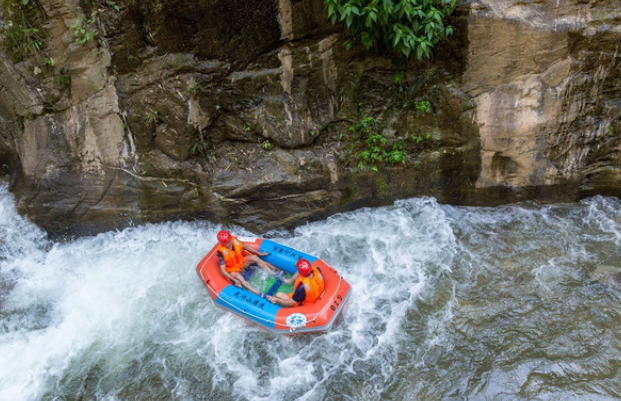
[70,12,99,44]
[414,99,432,114]
[70,0,123,46]
[186,78,199,97]
[104,1,120,12]
[80,0,120,31]
[409,99,433,144]
[54,73,71,89]
[1,0,120,60]
[42,99,57,114]
[261,140,273,151]
[0,0,45,62]
[411,132,431,144]
[324,0,457,59]
[350,100,434,172]
[349,112,408,172]
[142,108,161,125]
[310,124,323,137]
[349,111,381,170]
[191,140,208,155]
[393,71,405,87]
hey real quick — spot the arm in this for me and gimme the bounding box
[242,243,278,273]
[283,272,299,285]
[243,243,268,257]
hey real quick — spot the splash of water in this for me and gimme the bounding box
[1,183,620,400]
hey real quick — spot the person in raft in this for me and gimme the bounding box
[216,230,277,296]
[267,259,325,307]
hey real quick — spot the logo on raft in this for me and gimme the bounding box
[285,313,308,330]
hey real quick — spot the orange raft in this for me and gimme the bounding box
[196,238,351,334]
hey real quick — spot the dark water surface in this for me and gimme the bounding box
[1,184,620,400]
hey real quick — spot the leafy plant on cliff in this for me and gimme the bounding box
[71,12,99,44]
[261,140,273,151]
[191,140,208,155]
[410,132,431,144]
[186,78,200,97]
[324,0,457,59]
[99,1,120,12]
[54,73,71,89]
[0,0,46,62]
[414,99,432,114]
[350,99,436,171]
[349,111,381,170]
[142,108,161,125]
[349,110,408,172]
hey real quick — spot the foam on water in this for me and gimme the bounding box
[1,184,621,400]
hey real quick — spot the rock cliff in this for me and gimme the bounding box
[0,0,619,236]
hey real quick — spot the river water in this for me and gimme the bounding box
[1,183,620,401]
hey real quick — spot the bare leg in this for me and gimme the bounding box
[266,292,297,307]
[244,255,277,273]
[229,271,260,295]
[274,292,290,301]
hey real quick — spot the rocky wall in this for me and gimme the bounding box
[0,0,619,237]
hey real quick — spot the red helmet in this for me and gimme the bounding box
[296,259,312,276]
[217,230,231,244]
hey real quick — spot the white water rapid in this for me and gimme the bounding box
[1,183,620,400]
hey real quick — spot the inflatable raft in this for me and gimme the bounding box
[196,238,351,334]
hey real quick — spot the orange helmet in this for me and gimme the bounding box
[217,230,231,244]
[296,259,312,276]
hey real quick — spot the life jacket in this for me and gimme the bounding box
[292,267,325,305]
[217,237,244,273]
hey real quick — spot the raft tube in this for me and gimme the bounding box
[196,238,351,334]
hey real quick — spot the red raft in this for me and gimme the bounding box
[196,238,351,334]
